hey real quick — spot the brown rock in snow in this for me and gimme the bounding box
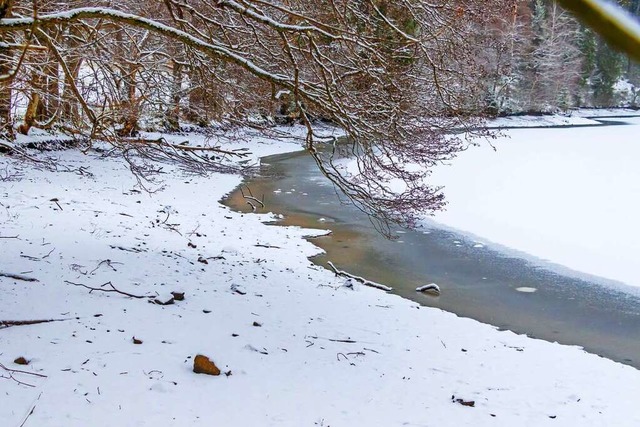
[14,356,29,365]
[193,354,221,376]
[171,291,185,301]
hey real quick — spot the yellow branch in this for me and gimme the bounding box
[556,0,640,62]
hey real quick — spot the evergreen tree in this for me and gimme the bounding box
[592,39,624,105]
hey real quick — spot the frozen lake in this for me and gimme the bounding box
[225,117,640,368]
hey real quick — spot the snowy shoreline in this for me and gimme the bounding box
[488,107,640,128]
[2,127,640,426]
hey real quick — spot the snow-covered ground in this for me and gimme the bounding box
[2,126,640,426]
[429,116,640,290]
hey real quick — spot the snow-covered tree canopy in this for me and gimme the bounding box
[1,0,637,231]
[0,0,512,231]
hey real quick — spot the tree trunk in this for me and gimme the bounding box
[186,72,208,126]
[0,49,12,137]
[0,0,14,137]
[118,64,139,137]
[18,92,40,135]
[114,29,139,137]
[165,60,182,131]
[60,26,83,126]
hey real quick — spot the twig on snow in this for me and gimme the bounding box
[0,164,22,182]
[88,259,121,275]
[64,280,151,299]
[327,261,392,291]
[0,272,38,282]
[20,248,55,261]
[19,392,42,427]
[0,141,43,164]
[0,363,47,388]
[308,335,357,344]
[109,245,143,253]
[49,198,63,210]
[336,352,357,366]
[0,319,68,329]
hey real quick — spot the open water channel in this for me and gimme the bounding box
[224,122,640,369]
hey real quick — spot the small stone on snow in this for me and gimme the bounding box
[14,356,29,365]
[193,354,221,376]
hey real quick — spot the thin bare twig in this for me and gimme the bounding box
[88,259,121,275]
[20,248,55,261]
[0,363,47,388]
[64,280,151,299]
[19,392,42,427]
[308,335,357,344]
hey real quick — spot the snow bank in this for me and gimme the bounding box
[488,108,640,128]
[2,129,640,426]
[430,116,640,289]
[489,115,599,128]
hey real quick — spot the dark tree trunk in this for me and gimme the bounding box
[186,72,208,126]
[0,0,14,137]
[165,60,182,131]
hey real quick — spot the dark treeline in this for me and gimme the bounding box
[485,0,640,114]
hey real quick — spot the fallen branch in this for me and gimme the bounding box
[88,259,121,275]
[19,392,42,427]
[327,262,392,291]
[240,185,265,212]
[0,140,55,166]
[0,272,38,282]
[0,140,14,153]
[133,137,250,158]
[64,280,151,299]
[0,363,47,388]
[416,283,441,296]
[0,319,67,329]
[308,335,357,344]
[0,163,22,182]
[109,245,143,253]
[20,248,55,262]
[49,198,63,210]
